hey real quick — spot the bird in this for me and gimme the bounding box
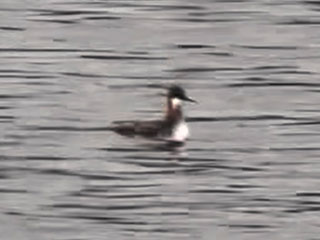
[110,85,196,143]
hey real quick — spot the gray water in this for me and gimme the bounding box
[1,0,320,239]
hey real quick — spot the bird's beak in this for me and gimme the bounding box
[184,96,197,103]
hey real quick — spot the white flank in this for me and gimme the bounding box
[172,121,189,142]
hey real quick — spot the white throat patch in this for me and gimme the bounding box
[171,98,182,108]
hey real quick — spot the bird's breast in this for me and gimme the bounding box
[171,121,189,142]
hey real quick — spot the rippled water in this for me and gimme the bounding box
[1,0,320,239]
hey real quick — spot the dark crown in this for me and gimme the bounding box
[167,85,196,103]
[168,85,187,99]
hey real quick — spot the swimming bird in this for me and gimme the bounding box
[110,85,196,143]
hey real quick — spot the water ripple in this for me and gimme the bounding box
[0,26,25,31]
[81,54,167,61]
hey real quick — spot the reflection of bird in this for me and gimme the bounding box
[110,85,196,143]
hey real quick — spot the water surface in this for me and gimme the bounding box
[1,0,320,239]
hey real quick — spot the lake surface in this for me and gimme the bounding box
[1,0,320,239]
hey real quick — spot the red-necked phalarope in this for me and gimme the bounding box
[111,85,196,143]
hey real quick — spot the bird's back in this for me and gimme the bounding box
[111,119,167,138]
